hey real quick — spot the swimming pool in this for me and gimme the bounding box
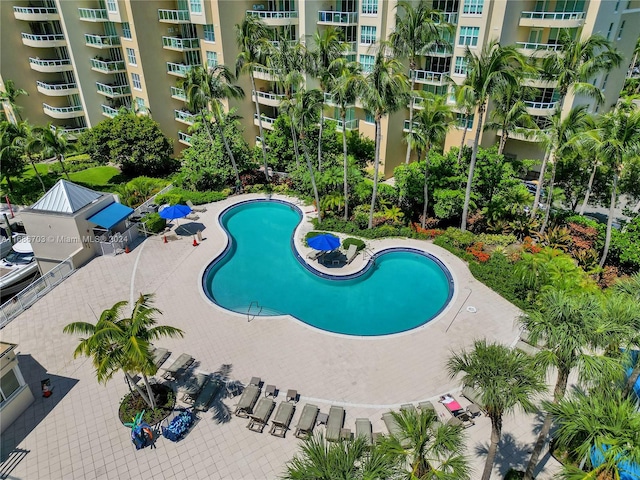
[202,200,454,336]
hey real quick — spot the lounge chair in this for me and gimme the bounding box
[269,401,296,438]
[150,347,170,369]
[193,376,223,412]
[186,200,206,213]
[326,405,345,442]
[400,403,416,413]
[306,250,323,261]
[345,244,358,264]
[447,412,475,428]
[440,394,465,416]
[181,372,208,404]
[162,353,194,381]
[234,384,261,417]
[382,412,410,448]
[294,404,319,438]
[461,386,484,411]
[355,418,372,445]
[247,397,275,433]
[516,339,539,355]
[186,213,199,221]
[418,401,436,413]
[466,403,482,418]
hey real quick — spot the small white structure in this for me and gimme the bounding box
[0,341,34,433]
[21,180,134,274]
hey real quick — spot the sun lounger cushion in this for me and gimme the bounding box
[193,376,223,412]
[418,401,436,412]
[326,406,345,442]
[234,384,261,417]
[151,347,170,369]
[247,397,275,432]
[181,373,208,403]
[382,412,410,448]
[270,402,295,438]
[162,353,194,380]
[355,418,372,445]
[461,386,483,406]
[294,404,319,438]
[345,244,358,264]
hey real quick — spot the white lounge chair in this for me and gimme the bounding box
[186,200,206,213]
[345,244,358,264]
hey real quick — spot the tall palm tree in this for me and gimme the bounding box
[328,58,364,221]
[412,93,453,228]
[64,294,183,410]
[0,79,28,123]
[579,104,640,267]
[390,0,453,164]
[236,15,271,182]
[360,43,409,229]
[377,407,470,479]
[11,121,47,192]
[447,340,545,480]
[531,30,622,214]
[454,84,477,164]
[39,123,74,180]
[0,121,25,191]
[459,40,524,231]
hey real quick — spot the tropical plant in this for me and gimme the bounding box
[0,121,26,191]
[360,43,409,229]
[454,84,476,164]
[447,340,545,480]
[0,79,28,122]
[39,123,74,180]
[11,121,47,192]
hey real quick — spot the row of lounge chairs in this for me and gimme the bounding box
[306,244,359,266]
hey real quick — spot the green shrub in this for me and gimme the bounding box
[469,253,529,310]
[475,233,517,247]
[141,213,166,234]
[48,155,100,174]
[155,188,228,206]
[343,237,366,251]
[565,215,599,228]
[441,227,476,249]
[504,469,524,480]
[433,234,473,261]
[305,231,323,245]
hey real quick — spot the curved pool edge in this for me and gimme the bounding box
[199,196,458,338]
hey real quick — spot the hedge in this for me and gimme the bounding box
[343,237,366,251]
[142,213,166,234]
[155,188,230,206]
[311,217,430,240]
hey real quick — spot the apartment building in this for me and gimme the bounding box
[2,1,638,178]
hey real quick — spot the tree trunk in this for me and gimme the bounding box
[457,117,469,164]
[481,417,503,480]
[290,115,301,168]
[421,146,431,229]
[539,160,556,235]
[124,371,151,407]
[142,373,156,410]
[215,120,241,188]
[498,130,507,155]
[300,133,321,224]
[251,74,270,182]
[531,148,551,219]
[624,365,640,398]
[30,156,46,192]
[405,69,417,164]
[579,161,598,216]
[461,104,485,231]
[599,172,618,268]
[58,154,70,180]
[317,115,323,172]
[368,118,382,229]
[342,108,349,222]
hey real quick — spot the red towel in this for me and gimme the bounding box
[444,400,462,412]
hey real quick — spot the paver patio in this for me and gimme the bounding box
[0,193,562,479]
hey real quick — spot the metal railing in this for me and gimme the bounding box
[254,113,276,125]
[166,62,199,76]
[410,69,446,83]
[14,6,57,14]
[43,104,83,114]
[524,100,558,109]
[0,257,74,329]
[29,57,71,68]
[521,10,585,20]
[50,125,88,136]
[178,131,192,144]
[246,10,298,19]
[96,225,139,256]
[342,41,357,53]
[90,58,125,72]
[516,41,563,51]
[85,34,120,47]
[440,12,458,24]
[78,8,108,20]
[252,65,280,77]
[324,117,358,130]
[252,90,286,102]
[37,81,77,91]
[174,109,196,123]
[133,184,174,216]
[101,104,118,117]
[318,10,357,23]
[170,86,186,100]
[21,33,64,42]
[404,120,422,131]
[162,36,199,50]
[96,82,131,96]
[158,9,190,22]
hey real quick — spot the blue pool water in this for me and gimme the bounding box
[203,201,453,336]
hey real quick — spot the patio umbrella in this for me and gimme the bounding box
[159,204,192,234]
[307,233,340,251]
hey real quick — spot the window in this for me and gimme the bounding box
[360,26,376,45]
[456,113,474,129]
[132,73,141,90]
[107,0,117,13]
[126,47,136,65]
[365,111,374,123]
[614,0,620,11]
[462,0,483,14]
[203,24,215,42]
[606,22,614,40]
[602,73,609,90]
[190,0,202,14]
[0,369,20,403]
[135,97,145,113]
[362,0,378,14]
[454,56,468,75]
[458,26,479,46]
[122,22,131,39]
[360,54,374,73]
[206,51,218,67]
[617,21,625,39]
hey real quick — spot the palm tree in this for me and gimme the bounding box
[11,121,47,192]
[39,123,74,180]
[520,289,622,480]
[390,0,453,165]
[611,273,640,397]
[531,30,622,214]
[447,340,545,480]
[377,407,470,479]
[412,93,453,228]
[235,15,271,182]
[0,79,28,123]
[0,121,25,191]
[360,43,409,229]
[454,84,477,164]
[459,40,525,231]
[328,58,364,221]
[63,294,183,410]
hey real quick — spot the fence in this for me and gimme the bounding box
[0,257,74,329]
[96,224,139,256]
[132,184,173,217]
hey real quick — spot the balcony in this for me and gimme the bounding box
[522,73,556,89]
[166,62,199,77]
[21,33,65,48]
[162,36,199,51]
[497,129,540,143]
[323,92,354,107]
[85,34,120,48]
[524,100,558,116]
[317,11,358,25]
[174,109,196,125]
[403,120,423,132]
[158,9,190,23]
[254,113,276,130]
[252,65,279,81]
[252,90,286,107]
[101,104,118,118]
[343,41,357,54]
[90,58,126,73]
[516,42,563,57]
[36,81,78,96]
[170,86,186,101]
[42,103,84,120]
[440,12,458,24]
[96,82,131,98]
[29,57,72,73]
[51,125,87,139]
[324,117,358,131]
[519,10,585,28]
[13,6,58,21]
[410,69,447,85]
[178,131,192,145]
[246,10,299,26]
[78,8,108,22]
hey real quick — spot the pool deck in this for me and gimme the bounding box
[1,193,562,479]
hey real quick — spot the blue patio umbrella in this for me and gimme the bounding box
[159,204,192,220]
[308,233,340,251]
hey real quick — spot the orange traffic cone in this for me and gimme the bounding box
[193,237,199,247]
[163,235,168,244]
[125,245,130,254]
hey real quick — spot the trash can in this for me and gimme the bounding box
[196,230,203,242]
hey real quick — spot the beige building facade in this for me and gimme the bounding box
[2,0,639,178]
[0,342,34,434]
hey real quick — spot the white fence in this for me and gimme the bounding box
[132,184,174,216]
[96,224,139,256]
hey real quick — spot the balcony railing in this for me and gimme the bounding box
[525,100,558,110]
[14,6,57,15]
[43,104,83,114]
[162,36,199,50]
[403,120,422,132]
[21,33,65,43]
[252,65,280,79]
[101,105,118,117]
[90,58,126,72]
[174,110,196,124]
[343,41,357,54]
[96,82,131,97]
[178,131,192,145]
[170,86,186,100]
[158,9,190,22]
[441,12,458,24]
[318,11,358,24]
[246,10,298,19]
[254,113,276,125]
[29,57,72,69]
[85,34,120,47]
[78,8,108,21]
[324,117,358,131]
[166,62,199,76]
[521,11,585,21]
[253,90,286,102]
[516,42,563,51]
[36,81,77,92]
[50,126,87,138]
[410,69,446,84]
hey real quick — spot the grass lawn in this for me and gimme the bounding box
[68,166,121,186]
